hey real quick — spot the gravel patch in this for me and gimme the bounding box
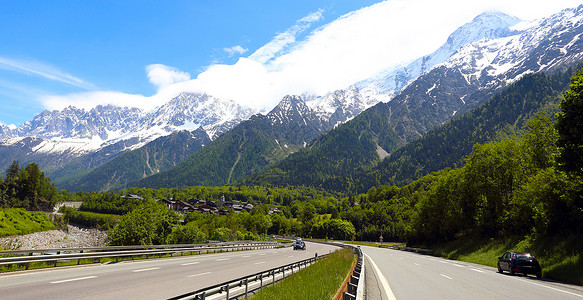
[0,225,107,250]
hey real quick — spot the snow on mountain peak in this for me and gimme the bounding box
[355,10,523,106]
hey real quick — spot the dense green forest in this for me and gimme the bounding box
[0,161,58,211]
[354,70,574,191]
[244,69,576,194]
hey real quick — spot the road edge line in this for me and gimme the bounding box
[364,253,397,300]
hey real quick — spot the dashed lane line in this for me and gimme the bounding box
[51,276,97,284]
[188,272,211,278]
[132,267,160,273]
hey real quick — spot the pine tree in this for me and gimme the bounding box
[557,69,583,176]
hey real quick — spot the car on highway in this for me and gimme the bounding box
[497,252,541,278]
[293,240,306,250]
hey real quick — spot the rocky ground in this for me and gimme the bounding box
[0,225,107,250]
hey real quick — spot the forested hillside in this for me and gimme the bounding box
[57,129,210,192]
[242,103,400,191]
[133,96,326,189]
[354,69,576,192]
[245,68,577,194]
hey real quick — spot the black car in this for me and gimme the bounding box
[293,240,306,250]
[497,252,541,278]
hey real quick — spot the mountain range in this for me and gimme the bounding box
[2,6,583,192]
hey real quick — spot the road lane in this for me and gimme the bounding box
[363,245,583,300]
[0,241,338,299]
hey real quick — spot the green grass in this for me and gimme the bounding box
[430,234,583,285]
[346,241,406,248]
[60,207,120,230]
[252,248,355,299]
[0,208,55,239]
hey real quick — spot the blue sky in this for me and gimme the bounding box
[0,0,581,127]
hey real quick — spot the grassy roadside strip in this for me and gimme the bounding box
[0,208,55,239]
[346,241,406,248]
[251,248,355,299]
[429,234,583,286]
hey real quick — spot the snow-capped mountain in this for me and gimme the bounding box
[0,92,254,174]
[1,105,145,141]
[264,95,326,145]
[0,92,252,150]
[144,93,254,140]
[442,6,583,89]
[387,5,583,142]
[306,86,378,128]
[356,11,522,104]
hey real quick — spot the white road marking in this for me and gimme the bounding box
[288,256,294,258]
[440,274,453,280]
[255,261,266,265]
[216,258,230,261]
[259,253,266,256]
[242,255,251,258]
[451,263,464,268]
[51,276,97,284]
[365,254,397,300]
[181,262,200,266]
[414,263,420,266]
[471,268,484,273]
[188,272,211,278]
[132,267,160,273]
[519,278,583,298]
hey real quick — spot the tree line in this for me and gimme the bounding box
[0,161,58,211]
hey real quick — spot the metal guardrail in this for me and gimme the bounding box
[0,241,290,270]
[379,244,432,254]
[167,252,330,300]
[0,241,275,255]
[341,246,363,300]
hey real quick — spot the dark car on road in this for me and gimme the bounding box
[497,252,541,278]
[293,240,306,250]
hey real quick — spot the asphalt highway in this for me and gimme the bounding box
[362,245,583,300]
[0,241,338,299]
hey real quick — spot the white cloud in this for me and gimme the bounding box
[38,0,582,113]
[146,64,191,91]
[223,46,249,57]
[249,9,324,64]
[0,56,95,90]
[43,91,152,111]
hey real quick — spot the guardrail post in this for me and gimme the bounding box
[244,278,248,299]
[260,273,263,289]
